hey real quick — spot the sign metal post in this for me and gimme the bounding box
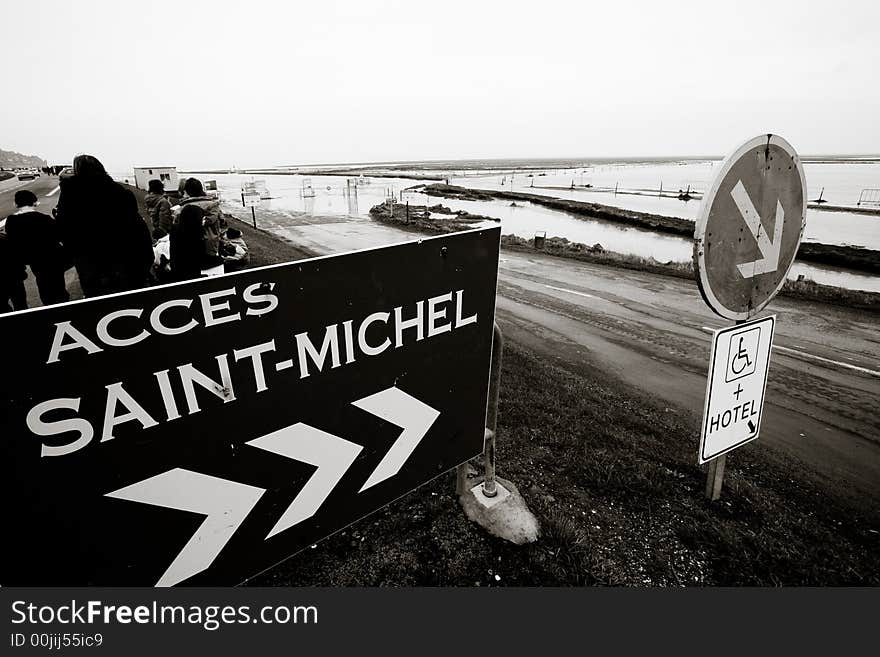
[693,134,806,500]
[242,192,261,228]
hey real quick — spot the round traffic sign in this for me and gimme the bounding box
[694,134,806,320]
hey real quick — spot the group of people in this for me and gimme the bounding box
[1,154,249,314]
[146,176,249,283]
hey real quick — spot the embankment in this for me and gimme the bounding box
[421,183,695,235]
[369,200,499,234]
[369,199,879,312]
[418,183,880,275]
[500,235,880,312]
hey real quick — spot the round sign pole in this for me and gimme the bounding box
[694,134,807,500]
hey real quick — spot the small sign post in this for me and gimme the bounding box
[693,134,807,499]
[242,192,261,228]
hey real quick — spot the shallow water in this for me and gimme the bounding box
[452,167,880,251]
[200,172,416,217]
[412,193,880,293]
[178,171,879,293]
[406,193,691,262]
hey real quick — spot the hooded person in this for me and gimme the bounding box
[3,189,70,305]
[175,177,226,259]
[145,179,173,241]
[54,154,154,297]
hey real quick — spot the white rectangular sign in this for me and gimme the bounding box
[698,315,775,464]
[242,193,261,207]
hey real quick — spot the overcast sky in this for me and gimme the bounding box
[3,0,878,170]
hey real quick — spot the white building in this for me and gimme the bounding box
[133,166,178,192]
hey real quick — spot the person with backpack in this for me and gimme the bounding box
[4,190,70,306]
[174,178,226,260]
[145,179,174,241]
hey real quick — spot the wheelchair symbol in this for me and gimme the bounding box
[730,337,753,375]
[725,326,760,383]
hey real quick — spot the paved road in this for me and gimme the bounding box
[0,175,82,306]
[494,251,879,504]
[242,208,880,506]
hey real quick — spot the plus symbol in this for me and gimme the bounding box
[733,384,743,401]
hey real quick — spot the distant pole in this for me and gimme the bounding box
[614,182,618,195]
[659,181,663,198]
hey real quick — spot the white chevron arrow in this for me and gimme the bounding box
[105,468,265,587]
[731,180,784,278]
[354,386,440,492]
[247,423,362,539]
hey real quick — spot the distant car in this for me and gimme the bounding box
[17,171,36,181]
[59,167,75,180]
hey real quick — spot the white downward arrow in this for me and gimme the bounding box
[247,423,362,539]
[106,469,265,587]
[354,386,440,492]
[731,180,784,278]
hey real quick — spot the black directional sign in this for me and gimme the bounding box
[694,134,807,320]
[0,227,500,586]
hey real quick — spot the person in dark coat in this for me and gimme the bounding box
[175,178,226,259]
[4,190,70,305]
[54,154,154,297]
[145,179,173,241]
[0,229,27,313]
[170,204,223,282]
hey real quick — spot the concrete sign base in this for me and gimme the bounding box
[460,477,539,545]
